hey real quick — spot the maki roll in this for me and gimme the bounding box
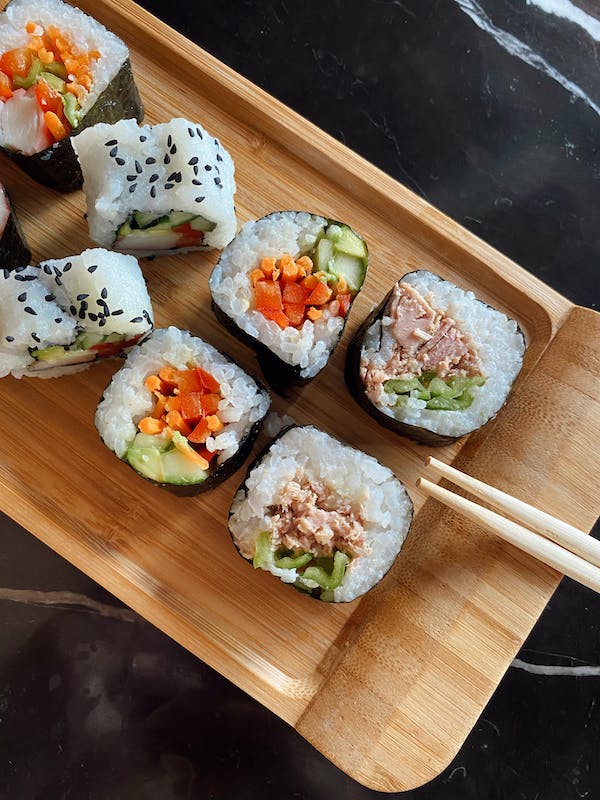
[72,117,236,257]
[0,248,153,378]
[95,327,270,495]
[0,0,143,192]
[209,211,368,384]
[346,270,526,445]
[228,425,413,602]
[0,181,30,267]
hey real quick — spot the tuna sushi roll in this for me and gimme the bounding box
[0,248,153,378]
[209,211,369,385]
[72,117,236,257]
[95,327,270,495]
[346,270,526,445]
[0,0,143,192]
[0,181,30,268]
[228,425,413,602]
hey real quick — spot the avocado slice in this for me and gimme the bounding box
[161,448,208,484]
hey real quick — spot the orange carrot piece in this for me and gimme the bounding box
[151,394,167,419]
[26,21,37,33]
[188,418,210,444]
[44,111,68,141]
[206,414,224,432]
[302,274,319,291]
[259,307,289,329]
[250,268,266,287]
[283,303,305,327]
[307,307,323,321]
[171,434,209,468]
[254,280,282,310]
[158,366,183,388]
[296,256,313,275]
[165,395,182,413]
[260,257,276,277]
[144,374,163,393]
[280,255,299,283]
[306,281,333,306]
[336,276,348,294]
[38,48,55,63]
[138,417,166,435]
[165,410,192,436]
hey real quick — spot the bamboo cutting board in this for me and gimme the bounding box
[1,0,599,791]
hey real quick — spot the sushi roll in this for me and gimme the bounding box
[0,181,30,268]
[0,248,153,378]
[72,117,236,257]
[209,211,369,385]
[95,327,271,495]
[346,270,526,445]
[0,0,143,192]
[228,425,413,602]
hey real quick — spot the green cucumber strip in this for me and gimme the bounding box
[253,531,274,569]
[40,72,66,93]
[274,553,312,570]
[384,377,423,394]
[61,91,79,128]
[13,58,42,89]
[301,551,349,590]
[426,392,474,411]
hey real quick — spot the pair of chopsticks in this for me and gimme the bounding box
[417,457,600,594]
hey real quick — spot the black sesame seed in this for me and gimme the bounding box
[139,135,147,143]
[167,171,177,182]
[31,332,40,342]
[196,127,203,138]
[5,335,14,342]
[126,174,136,182]
[129,184,137,193]
[149,173,159,183]
[87,265,98,273]
[195,197,205,203]
[44,294,55,302]
[17,292,26,302]
[70,305,77,315]
[53,266,62,277]
[164,183,174,190]
[204,165,212,171]
[214,177,222,187]
[129,316,143,323]
[170,144,177,154]
[216,153,223,162]
[167,135,173,147]
[214,138,218,145]
[54,318,62,324]
[109,146,118,157]
[115,157,126,166]
[173,172,182,183]
[111,309,124,316]
[97,312,105,319]
[24,306,36,315]
[192,179,202,186]
[145,157,156,164]
[188,157,199,165]
[76,293,89,301]
[14,274,26,281]
[62,262,72,272]
[150,185,156,198]
[99,318,106,327]
[88,313,98,321]
[164,154,171,165]
[55,276,62,286]
[43,264,52,275]
[2,269,8,279]
[188,127,195,137]
[143,309,152,322]
[135,160,142,174]
[81,301,88,311]
[193,165,199,176]
[78,308,86,319]
[14,265,26,272]
[105,139,118,146]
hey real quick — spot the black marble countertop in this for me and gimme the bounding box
[1,1,599,798]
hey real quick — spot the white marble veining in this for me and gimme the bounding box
[452,0,600,118]
[512,657,600,677]
[0,587,137,623]
[527,0,600,42]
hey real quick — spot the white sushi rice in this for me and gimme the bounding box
[0,0,129,154]
[229,426,413,603]
[361,271,526,437]
[210,212,345,379]
[95,327,270,463]
[0,248,153,378]
[73,117,236,254]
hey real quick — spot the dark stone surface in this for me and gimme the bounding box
[1,1,599,798]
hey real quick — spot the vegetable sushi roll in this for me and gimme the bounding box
[0,0,143,192]
[72,117,236,257]
[209,211,368,384]
[228,425,413,602]
[346,270,526,445]
[0,181,30,268]
[95,327,270,495]
[0,248,153,378]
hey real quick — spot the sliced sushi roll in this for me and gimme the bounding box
[0,182,30,268]
[209,211,368,385]
[228,425,413,602]
[95,327,271,496]
[72,117,236,257]
[0,248,153,378]
[0,0,143,192]
[346,270,526,445]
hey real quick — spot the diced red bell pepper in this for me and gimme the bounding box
[176,369,203,394]
[254,280,282,311]
[0,48,33,78]
[188,417,210,444]
[283,302,305,327]
[337,293,352,318]
[306,281,333,307]
[180,392,205,424]
[194,446,217,463]
[259,307,289,329]
[0,71,13,99]
[35,77,64,116]
[282,282,309,305]
[200,393,220,416]
[197,368,220,393]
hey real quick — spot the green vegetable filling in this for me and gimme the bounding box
[384,373,486,411]
[252,531,350,591]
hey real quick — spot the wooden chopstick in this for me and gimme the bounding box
[424,456,600,568]
[416,468,600,594]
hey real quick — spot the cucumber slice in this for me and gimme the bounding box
[40,72,66,93]
[330,252,366,293]
[115,228,181,252]
[334,225,368,259]
[126,447,165,482]
[133,211,163,229]
[325,224,343,242]
[75,332,105,350]
[189,215,217,232]
[103,332,127,344]
[32,345,68,362]
[314,237,334,272]
[168,211,196,227]
[29,348,97,369]
[61,92,80,128]
[161,448,208,485]
[131,431,172,451]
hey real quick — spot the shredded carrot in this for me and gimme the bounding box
[151,394,167,419]
[138,417,166,435]
[261,257,276,277]
[250,268,265,287]
[307,307,323,321]
[25,21,37,33]
[44,111,68,140]
[206,415,224,432]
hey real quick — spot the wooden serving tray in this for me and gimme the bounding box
[1,0,599,791]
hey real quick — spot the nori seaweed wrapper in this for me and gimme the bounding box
[0,187,30,268]
[3,59,143,193]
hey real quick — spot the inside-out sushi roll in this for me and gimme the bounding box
[0,0,143,191]
[95,327,270,495]
[209,211,368,384]
[72,117,236,257]
[346,270,526,444]
[228,425,412,602]
[0,247,153,378]
[0,181,30,268]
